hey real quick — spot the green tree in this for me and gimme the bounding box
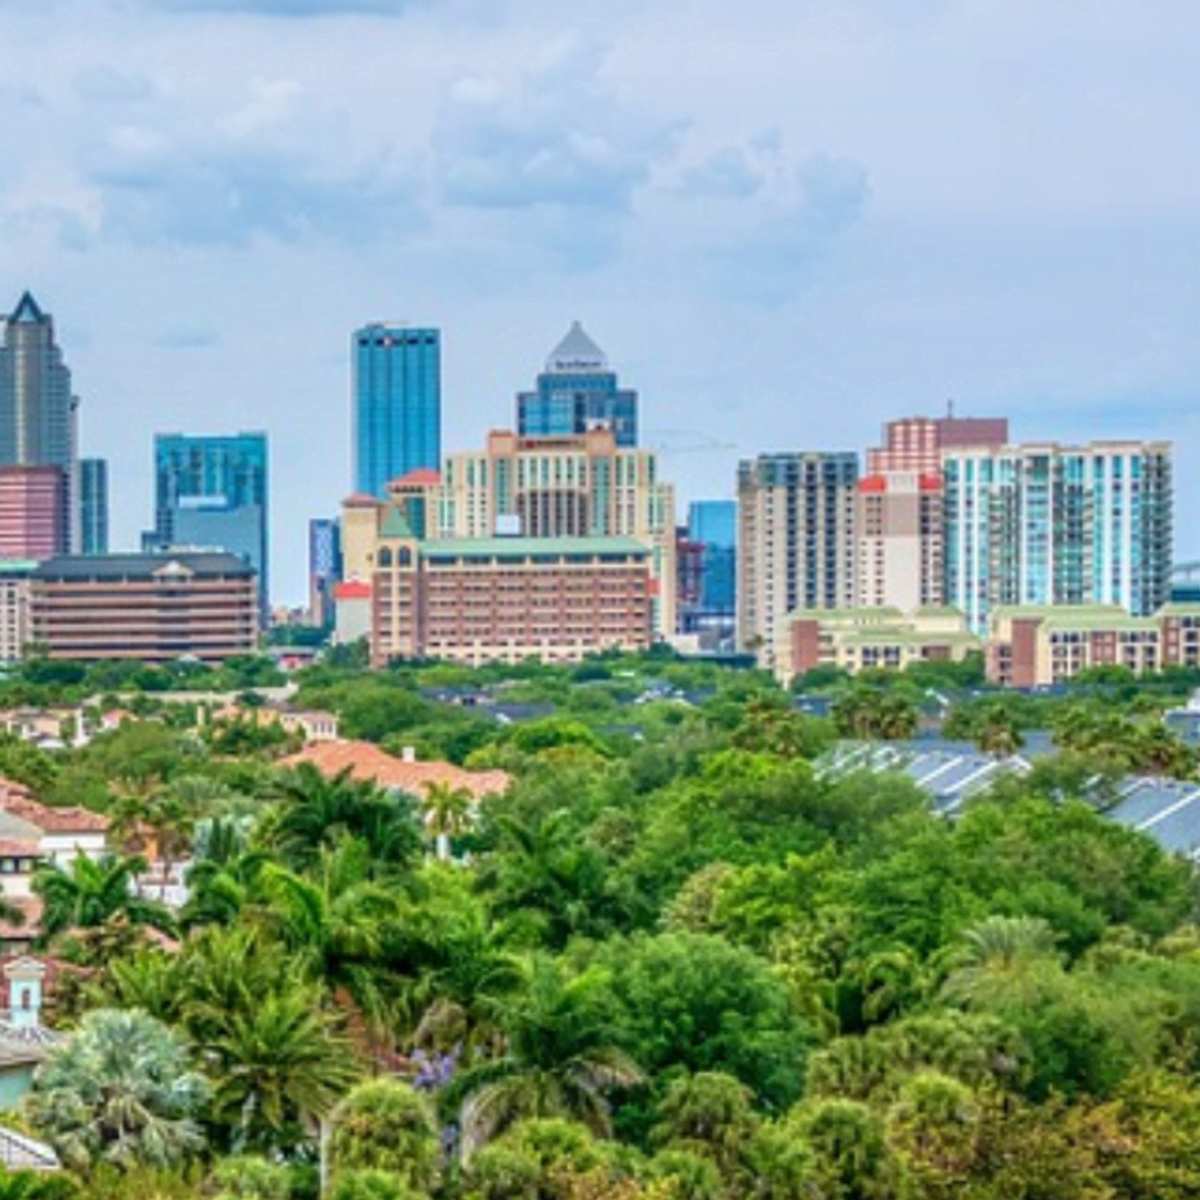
[24,1009,209,1172]
[330,1079,440,1192]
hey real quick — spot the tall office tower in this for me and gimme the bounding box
[943,440,1174,634]
[857,412,1008,611]
[0,293,79,553]
[308,517,342,629]
[678,500,736,639]
[517,322,638,447]
[79,458,108,555]
[737,452,859,665]
[427,428,675,637]
[153,433,269,625]
[353,323,440,499]
[0,466,65,560]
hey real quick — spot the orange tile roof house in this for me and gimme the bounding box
[281,740,509,801]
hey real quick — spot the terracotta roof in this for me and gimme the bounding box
[334,581,372,600]
[3,798,108,835]
[390,468,441,488]
[0,897,41,942]
[342,493,379,507]
[0,840,40,858]
[281,739,509,802]
[0,778,32,801]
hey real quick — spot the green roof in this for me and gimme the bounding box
[912,605,966,618]
[420,536,650,560]
[991,604,1127,621]
[379,506,415,539]
[1157,603,1200,617]
[1037,613,1157,633]
[0,560,38,575]
[783,606,906,623]
[836,630,981,649]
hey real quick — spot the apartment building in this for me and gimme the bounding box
[987,603,1200,687]
[370,535,653,666]
[943,441,1173,634]
[736,452,858,666]
[777,605,980,686]
[30,552,258,663]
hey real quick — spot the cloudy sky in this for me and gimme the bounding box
[3,0,1199,602]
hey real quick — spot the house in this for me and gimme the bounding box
[0,958,62,1111]
[281,739,510,802]
[0,787,108,867]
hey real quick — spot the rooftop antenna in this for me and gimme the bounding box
[946,397,955,419]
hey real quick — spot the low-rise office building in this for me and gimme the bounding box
[777,606,981,686]
[986,603,1200,687]
[29,552,257,664]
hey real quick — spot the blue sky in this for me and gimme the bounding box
[3,0,1199,602]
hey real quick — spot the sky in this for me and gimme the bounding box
[3,0,1200,604]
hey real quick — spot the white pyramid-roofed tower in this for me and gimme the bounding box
[546,321,608,374]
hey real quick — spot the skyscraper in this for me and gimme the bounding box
[943,440,1173,634]
[352,323,440,499]
[0,293,79,553]
[153,433,269,625]
[678,500,736,640]
[517,322,638,447]
[80,458,109,555]
[308,518,342,630]
[737,452,859,665]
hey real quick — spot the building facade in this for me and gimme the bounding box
[856,471,944,611]
[29,552,257,663]
[79,458,108,555]
[517,322,638,447]
[987,603,1200,688]
[370,536,652,667]
[778,606,980,686]
[308,518,342,629]
[152,433,269,625]
[0,467,64,561]
[432,429,676,637]
[736,451,859,665]
[867,413,1009,474]
[0,294,78,553]
[0,563,35,664]
[353,324,440,499]
[943,441,1173,634]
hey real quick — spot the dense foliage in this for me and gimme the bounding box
[3,649,1200,1198]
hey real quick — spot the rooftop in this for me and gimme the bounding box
[33,552,255,582]
[545,321,608,373]
[421,536,650,560]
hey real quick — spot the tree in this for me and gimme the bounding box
[424,783,473,862]
[24,1009,209,1172]
[33,853,176,948]
[207,980,361,1156]
[455,956,642,1158]
[786,1098,907,1200]
[330,1079,440,1192]
[941,916,1061,1006]
[652,1073,761,1176]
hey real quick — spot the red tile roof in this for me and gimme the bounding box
[390,469,441,488]
[281,739,509,802]
[2,798,108,835]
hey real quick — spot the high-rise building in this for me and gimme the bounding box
[517,322,638,447]
[308,518,342,629]
[677,500,736,641]
[867,414,1009,474]
[0,467,65,561]
[943,440,1173,634]
[79,458,108,555]
[353,323,440,499]
[736,452,859,664]
[434,428,675,637]
[0,293,79,553]
[152,433,269,625]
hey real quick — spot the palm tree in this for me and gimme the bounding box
[181,819,270,931]
[268,764,422,875]
[207,981,361,1156]
[424,783,474,862]
[941,916,1060,1005]
[23,1008,210,1172]
[252,840,406,1033]
[455,955,642,1159]
[32,853,176,948]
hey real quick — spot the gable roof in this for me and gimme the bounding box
[281,739,509,802]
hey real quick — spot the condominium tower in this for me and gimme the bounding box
[353,323,441,498]
[80,458,109,555]
[943,440,1173,634]
[517,322,638,447]
[737,451,859,664]
[0,293,79,553]
[152,433,269,625]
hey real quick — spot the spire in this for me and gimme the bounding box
[10,293,44,324]
[546,320,607,373]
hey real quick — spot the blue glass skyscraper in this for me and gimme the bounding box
[353,324,441,498]
[80,458,108,554]
[688,500,737,617]
[153,432,269,625]
[517,322,638,447]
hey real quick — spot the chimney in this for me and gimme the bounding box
[401,746,416,763]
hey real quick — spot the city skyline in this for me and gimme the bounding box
[4,2,1199,603]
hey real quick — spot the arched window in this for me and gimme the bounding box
[398,547,412,567]
[377,547,393,568]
